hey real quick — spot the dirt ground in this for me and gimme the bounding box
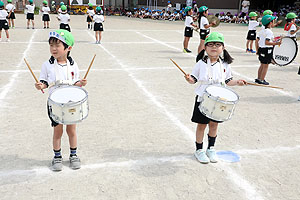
[0,14,300,200]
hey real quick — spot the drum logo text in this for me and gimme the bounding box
[275,55,289,61]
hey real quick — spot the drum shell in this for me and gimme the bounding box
[199,86,239,122]
[48,86,89,125]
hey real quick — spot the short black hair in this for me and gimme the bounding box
[48,37,69,49]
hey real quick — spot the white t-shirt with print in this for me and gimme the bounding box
[287,24,297,37]
[200,16,209,30]
[258,28,274,48]
[26,4,35,13]
[185,15,193,27]
[191,58,233,99]
[42,6,50,14]
[39,59,80,94]
[93,14,104,23]
[58,13,70,24]
[248,20,260,30]
[6,4,15,12]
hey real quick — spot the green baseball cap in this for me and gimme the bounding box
[43,0,48,5]
[61,5,67,11]
[263,10,273,16]
[60,1,64,5]
[249,12,258,18]
[88,3,93,7]
[199,6,208,13]
[184,6,192,13]
[286,12,297,19]
[96,6,102,11]
[205,32,224,44]
[0,1,3,6]
[7,0,12,3]
[49,29,74,47]
[29,0,33,3]
[261,15,275,26]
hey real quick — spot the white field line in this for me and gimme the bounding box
[0,29,37,101]
[87,30,195,141]
[0,155,192,178]
[136,31,265,200]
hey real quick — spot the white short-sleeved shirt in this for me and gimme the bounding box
[93,14,104,23]
[287,24,297,37]
[58,8,62,14]
[87,9,95,16]
[42,6,50,14]
[200,16,209,30]
[39,59,80,94]
[6,4,15,12]
[241,0,250,13]
[185,15,193,27]
[191,58,233,100]
[58,13,70,24]
[26,4,35,13]
[258,28,274,48]
[0,9,8,20]
[248,20,260,30]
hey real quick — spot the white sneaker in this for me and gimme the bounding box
[206,147,218,163]
[6,39,10,42]
[51,157,63,171]
[194,149,210,164]
[0,38,2,42]
[69,155,81,170]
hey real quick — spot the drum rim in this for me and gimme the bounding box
[204,85,240,103]
[273,37,298,66]
[48,85,88,105]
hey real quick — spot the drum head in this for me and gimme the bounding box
[206,86,239,102]
[50,86,87,104]
[273,37,298,66]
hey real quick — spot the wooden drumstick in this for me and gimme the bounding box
[24,58,44,93]
[170,58,187,76]
[246,82,283,89]
[83,54,96,79]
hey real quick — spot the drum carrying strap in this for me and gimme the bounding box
[49,59,73,87]
[206,58,226,86]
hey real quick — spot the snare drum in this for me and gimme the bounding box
[48,85,89,125]
[273,37,298,66]
[199,85,239,122]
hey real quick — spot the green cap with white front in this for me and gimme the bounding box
[205,32,224,44]
[261,15,275,26]
[286,12,297,19]
[96,6,101,11]
[184,6,192,13]
[249,12,258,18]
[199,6,208,13]
[7,0,12,3]
[263,10,273,16]
[61,5,67,11]
[49,29,74,47]
[43,0,48,5]
[0,1,4,6]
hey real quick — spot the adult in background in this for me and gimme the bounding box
[241,0,250,18]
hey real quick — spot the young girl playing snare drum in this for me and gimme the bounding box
[184,32,246,164]
[35,29,87,171]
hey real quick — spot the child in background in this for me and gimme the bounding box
[5,0,15,28]
[183,6,197,53]
[57,5,70,32]
[23,0,35,29]
[93,6,104,44]
[41,0,50,29]
[284,12,299,40]
[246,12,259,53]
[0,0,10,41]
[86,3,94,30]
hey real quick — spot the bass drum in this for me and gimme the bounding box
[272,37,298,66]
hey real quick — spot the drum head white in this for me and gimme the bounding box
[273,37,298,66]
[50,86,87,103]
[206,86,239,101]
